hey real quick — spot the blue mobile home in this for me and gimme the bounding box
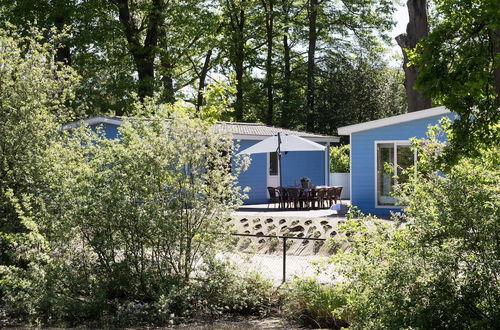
[337,106,455,215]
[68,117,339,204]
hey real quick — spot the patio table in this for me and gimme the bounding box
[279,185,342,210]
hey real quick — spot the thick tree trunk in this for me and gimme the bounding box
[114,0,163,101]
[196,49,213,112]
[396,0,432,112]
[262,0,274,125]
[53,1,71,66]
[234,52,244,121]
[306,0,318,131]
[160,52,175,104]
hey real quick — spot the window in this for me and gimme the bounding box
[376,141,415,207]
[269,152,278,176]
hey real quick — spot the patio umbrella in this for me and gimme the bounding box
[238,133,325,188]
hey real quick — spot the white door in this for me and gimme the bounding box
[267,152,280,196]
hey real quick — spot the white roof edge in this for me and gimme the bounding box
[232,134,339,143]
[63,117,340,143]
[337,106,450,135]
[62,116,123,129]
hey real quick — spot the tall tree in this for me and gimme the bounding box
[396,0,432,112]
[279,0,293,127]
[315,56,407,134]
[223,0,248,121]
[305,0,318,131]
[262,0,275,125]
[411,0,500,160]
[112,0,164,101]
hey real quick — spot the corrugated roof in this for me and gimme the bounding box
[69,116,338,142]
[212,121,333,139]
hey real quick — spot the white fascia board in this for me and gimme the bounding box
[337,106,450,135]
[62,116,123,129]
[232,134,340,143]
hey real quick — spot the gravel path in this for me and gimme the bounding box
[224,252,340,285]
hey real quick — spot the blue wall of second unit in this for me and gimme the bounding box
[90,122,120,139]
[235,140,268,204]
[281,150,325,188]
[351,113,454,215]
[235,140,326,204]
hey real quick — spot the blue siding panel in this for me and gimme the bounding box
[351,113,454,215]
[281,150,325,188]
[235,140,268,204]
[90,123,120,139]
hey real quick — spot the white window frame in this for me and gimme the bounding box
[373,140,416,209]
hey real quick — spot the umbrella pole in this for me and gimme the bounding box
[278,133,283,208]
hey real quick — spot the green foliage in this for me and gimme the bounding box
[49,103,249,297]
[0,26,79,323]
[410,0,500,162]
[0,0,403,131]
[330,145,350,173]
[169,258,275,318]
[329,140,500,328]
[315,56,407,134]
[281,278,350,329]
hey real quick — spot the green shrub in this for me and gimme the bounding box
[0,27,79,326]
[330,145,350,173]
[331,142,500,329]
[281,278,350,329]
[167,258,275,319]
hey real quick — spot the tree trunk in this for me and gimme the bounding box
[262,0,274,125]
[491,28,500,106]
[281,25,291,127]
[53,1,71,66]
[114,0,163,101]
[396,0,431,112]
[232,1,246,121]
[196,49,213,112]
[160,52,175,104]
[306,0,318,131]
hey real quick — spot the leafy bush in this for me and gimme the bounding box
[281,278,350,329]
[0,26,79,325]
[168,258,275,319]
[330,139,500,328]
[330,145,350,173]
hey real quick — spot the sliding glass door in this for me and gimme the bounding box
[376,142,415,207]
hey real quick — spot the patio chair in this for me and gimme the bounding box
[286,187,306,209]
[333,186,343,204]
[278,187,289,208]
[267,187,279,208]
[311,188,327,209]
[325,187,336,207]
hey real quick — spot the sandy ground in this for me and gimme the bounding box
[220,203,353,284]
[174,317,298,329]
[225,252,339,285]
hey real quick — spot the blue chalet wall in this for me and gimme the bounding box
[91,122,120,139]
[349,112,454,215]
[90,122,329,205]
[234,141,326,204]
[281,150,325,188]
[235,140,267,204]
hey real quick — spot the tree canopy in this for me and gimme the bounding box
[410,0,500,161]
[0,0,406,133]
